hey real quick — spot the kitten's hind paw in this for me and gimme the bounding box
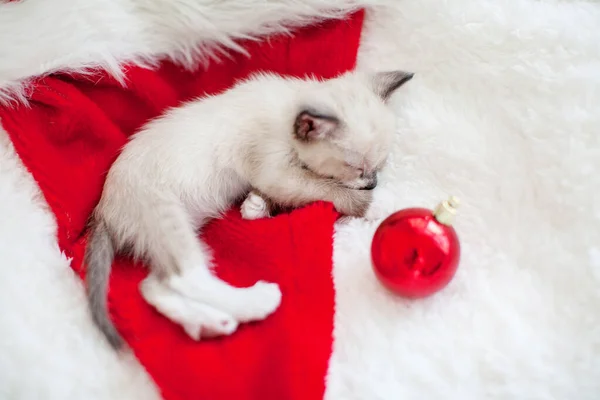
[182,309,239,340]
[180,301,239,340]
[140,274,239,341]
[241,191,270,220]
[232,281,282,323]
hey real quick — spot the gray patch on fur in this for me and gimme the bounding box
[84,220,124,349]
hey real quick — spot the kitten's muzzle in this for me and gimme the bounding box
[357,173,377,190]
[360,177,377,190]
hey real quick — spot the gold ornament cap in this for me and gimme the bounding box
[433,196,460,226]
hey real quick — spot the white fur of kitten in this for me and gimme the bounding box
[84,70,413,349]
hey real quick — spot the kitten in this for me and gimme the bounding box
[84,70,413,349]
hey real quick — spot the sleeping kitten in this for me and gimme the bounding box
[84,70,413,349]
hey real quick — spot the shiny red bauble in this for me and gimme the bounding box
[370,198,461,298]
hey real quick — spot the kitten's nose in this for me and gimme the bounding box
[361,176,377,190]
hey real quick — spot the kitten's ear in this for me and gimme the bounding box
[372,70,414,101]
[293,110,339,142]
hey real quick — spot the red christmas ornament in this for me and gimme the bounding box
[371,196,461,298]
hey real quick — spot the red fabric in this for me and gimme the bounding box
[1,12,364,400]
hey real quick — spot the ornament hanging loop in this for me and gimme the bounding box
[433,196,460,226]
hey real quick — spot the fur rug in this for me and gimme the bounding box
[1,0,599,399]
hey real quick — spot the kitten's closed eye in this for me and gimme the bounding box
[300,162,336,181]
[345,163,364,174]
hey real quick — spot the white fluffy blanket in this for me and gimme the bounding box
[1,0,599,399]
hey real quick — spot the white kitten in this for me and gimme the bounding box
[84,70,413,349]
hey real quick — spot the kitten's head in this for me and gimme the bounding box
[292,70,413,190]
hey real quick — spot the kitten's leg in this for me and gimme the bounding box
[256,169,374,218]
[327,187,373,217]
[240,190,271,220]
[166,267,282,324]
[139,200,281,338]
[140,273,238,340]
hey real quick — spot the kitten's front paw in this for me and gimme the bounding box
[336,189,373,218]
[241,191,270,220]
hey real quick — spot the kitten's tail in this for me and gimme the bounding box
[84,219,124,350]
